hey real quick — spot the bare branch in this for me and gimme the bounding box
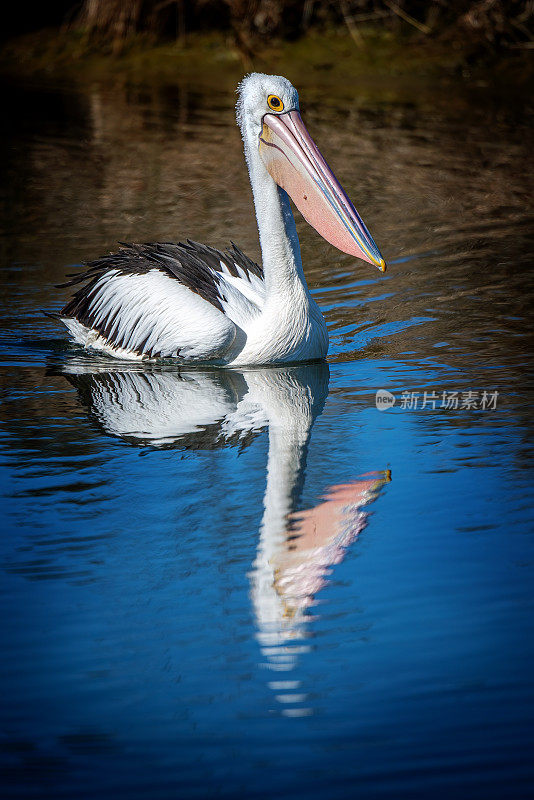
[339,0,365,49]
[383,0,432,35]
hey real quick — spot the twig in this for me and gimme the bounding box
[514,2,534,25]
[339,0,365,49]
[302,0,315,31]
[383,1,432,35]
[510,18,534,42]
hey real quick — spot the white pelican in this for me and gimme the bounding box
[55,73,385,365]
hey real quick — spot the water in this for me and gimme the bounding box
[1,72,533,799]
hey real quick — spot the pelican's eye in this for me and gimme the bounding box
[267,94,284,112]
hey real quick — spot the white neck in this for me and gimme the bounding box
[236,113,328,364]
[242,125,309,299]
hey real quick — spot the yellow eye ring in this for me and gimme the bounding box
[267,94,284,112]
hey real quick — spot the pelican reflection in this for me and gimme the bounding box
[62,358,389,708]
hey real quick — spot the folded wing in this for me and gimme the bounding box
[58,241,265,361]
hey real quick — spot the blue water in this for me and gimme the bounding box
[1,75,533,798]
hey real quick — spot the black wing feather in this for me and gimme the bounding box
[59,240,263,323]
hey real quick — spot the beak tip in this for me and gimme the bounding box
[378,258,387,273]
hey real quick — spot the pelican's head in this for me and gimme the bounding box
[236,73,386,272]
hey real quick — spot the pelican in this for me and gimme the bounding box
[55,73,385,365]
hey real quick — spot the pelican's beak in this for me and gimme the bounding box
[259,110,386,271]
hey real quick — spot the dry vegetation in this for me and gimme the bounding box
[74,1,533,59]
[1,1,532,82]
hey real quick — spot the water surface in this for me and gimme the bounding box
[0,73,533,799]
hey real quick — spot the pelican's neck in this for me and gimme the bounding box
[243,130,308,299]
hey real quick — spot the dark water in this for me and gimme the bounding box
[1,72,533,799]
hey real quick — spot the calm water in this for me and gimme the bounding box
[1,72,533,799]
